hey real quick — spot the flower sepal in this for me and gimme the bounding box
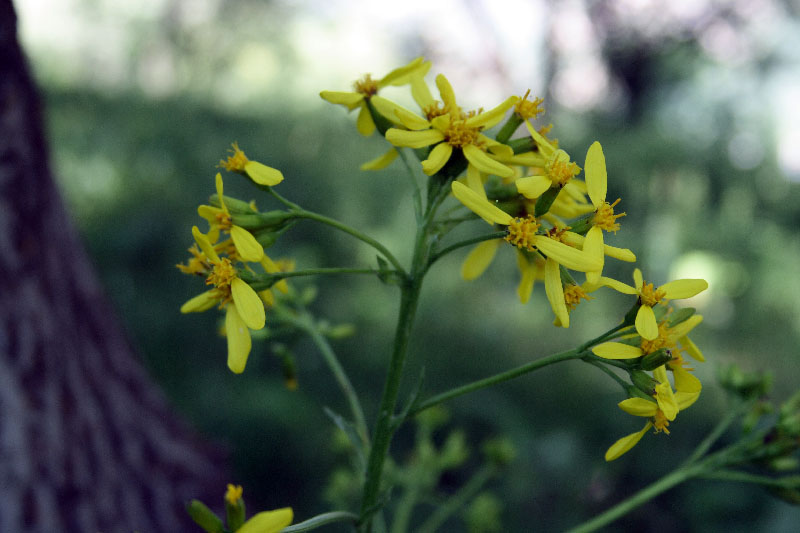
[639,348,673,371]
[230,210,295,231]
[534,186,560,217]
[630,370,660,396]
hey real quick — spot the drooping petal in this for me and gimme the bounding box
[544,257,569,327]
[515,175,552,199]
[392,105,432,130]
[516,252,540,304]
[481,135,514,158]
[231,278,266,330]
[215,173,228,213]
[524,119,556,154]
[660,278,709,300]
[356,103,376,136]
[451,181,513,225]
[361,148,398,171]
[603,244,636,262]
[411,73,434,108]
[605,422,653,461]
[378,57,425,86]
[462,239,500,280]
[597,276,638,295]
[245,161,284,186]
[654,380,679,421]
[225,305,251,374]
[197,205,224,224]
[583,226,605,284]
[633,268,644,289]
[236,508,294,533]
[192,226,220,263]
[435,74,458,112]
[465,96,518,129]
[230,225,264,262]
[673,367,702,393]
[635,305,659,340]
[618,398,658,417]
[670,314,703,338]
[680,335,705,362]
[585,141,607,208]
[370,95,417,126]
[385,128,445,148]
[592,342,644,360]
[319,91,363,109]
[675,391,701,410]
[534,237,602,272]
[462,145,514,178]
[180,290,219,313]
[464,164,486,198]
[421,142,453,175]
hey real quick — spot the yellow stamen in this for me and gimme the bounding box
[220,142,249,172]
[176,244,210,276]
[640,323,671,354]
[545,153,580,186]
[593,198,626,232]
[515,89,545,120]
[653,410,671,434]
[505,215,541,251]
[353,74,379,97]
[423,101,450,120]
[225,484,243,505]
[544,226,570,244]
[640,282,666,307]
[206,258,237,306]
[444,119,480,148]
[564,285,592,311]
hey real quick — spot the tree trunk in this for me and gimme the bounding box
[0,1,226,531]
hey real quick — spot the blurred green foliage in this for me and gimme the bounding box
[39,25,800,531]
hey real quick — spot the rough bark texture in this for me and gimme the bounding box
[0,1,226,530]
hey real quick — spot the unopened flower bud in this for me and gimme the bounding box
[186,500,223,533]
[639,348,673,371]
[630,370,659,396]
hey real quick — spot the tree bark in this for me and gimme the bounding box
[0,1,226,531]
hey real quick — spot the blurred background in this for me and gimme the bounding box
[15,0,800,530]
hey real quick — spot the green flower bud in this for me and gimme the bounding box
[186,500,223,533]
[630,370,659,396]
[639,348,673,371]
[482,437,517,467]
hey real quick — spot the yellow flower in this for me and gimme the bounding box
[451,181,602,273]
[236,508,293,533]
[320,57,430,136]
[385,74,517,177]
[198,173,264,263]
[599,268,708,340]
[225,484,244,505]
[514,121,582,199]
[180,227,266,374]
[220,142,284,186]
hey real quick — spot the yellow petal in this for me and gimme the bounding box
[435,73,457,112]
[675,391,701,410]
[635,305,659,340]
[465,96,518,129]
[231,278,266,330]
[482,135,514,158]
[680,335,705,362]
[451,181,513,225]
[516,252,539,304]
[660,278,708,300]
[673,367,702,394]
[260,254,289,294]
[516,175,552,199]
[585,141,607,208]
[655,381,679,421]
[197,205,223,224]
[385,128,445,148]
[670,314,703,338]
[544,257,569,327]
[534,237,602,272]
[230,226,264,262]
[619,398,658,417]
[605,422,653,461]
[192,226,220,263]
[633,268,643,289]
[411,73,434,108]
[245,161,284,186]
[215,172,228,213]
[237,508,294,533]
[583,226,605,284]
[361,148,398,171]
[259,288,275,307]
[392,105,432,130]
[465,164,486,198]
[524,119,556,154]
[378,56,425,86]
[462,145,514,178]
[461,239,500,280]
[422,142,453,175]
[370,95,416,126]
[592,342,644,359]
[225,305,251,374]
[180,290,218,313]
[319,91,363,109]
[598,276,638,295]
[356,103,376,136]
[603,244,636,262]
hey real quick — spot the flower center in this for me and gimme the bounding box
[593,198,626,232]
[564,285,592,311]
[206,257,236,305]
[639,323,671,354]
[176,244,210,276]
[225,484,243,505]
[353,74,379,97]
[515,89,545,120]
[423,101,450,121]
[444,119,480,148]
[545,151,580,187]
[505,215,541,251]
[215,212,233,231]
[653,410,671,434]
[220,142,249,172]
[640,282,666,307]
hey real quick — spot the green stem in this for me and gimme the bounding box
[408,349,586,418]
[681,398,752,467]
[417,465,495,533]
[281,511,360,532]
[396,148,423,221]
[425,232,507,272]
[586,359,629,390]
[293,210,407,275]
[247,267,386,290]
[266,185,302,211]
[566,463,704,533]
[294,312,369,447]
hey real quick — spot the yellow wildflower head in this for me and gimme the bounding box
[353,74,379,97]
[564,284,592,311]
[423,101,450,120]
[639,322,671,354]
[545,150,581,187]
[225,484,243,505]
[176,244,211,276]
[505,215,541,251]
[444,119,481,148]
[640,281,666,307]
[515,89,545,120]
[220,142,249,172]
[206,257,237,307]
[592,198,626,232]
[653,409,671,434]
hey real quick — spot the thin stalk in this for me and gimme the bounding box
[586,359,629,390]
[417,465,495,533]
[265,185,302,211]
[248,267,386,290]
[397,148,423,221]
[408,349,586,418]
[681,398,752,467]
[293,210,407,275]
[425,232,507,272]
[698,470,800,488]
[390,483,421,533]
[566,463,703,533]
[282,511,360,532]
